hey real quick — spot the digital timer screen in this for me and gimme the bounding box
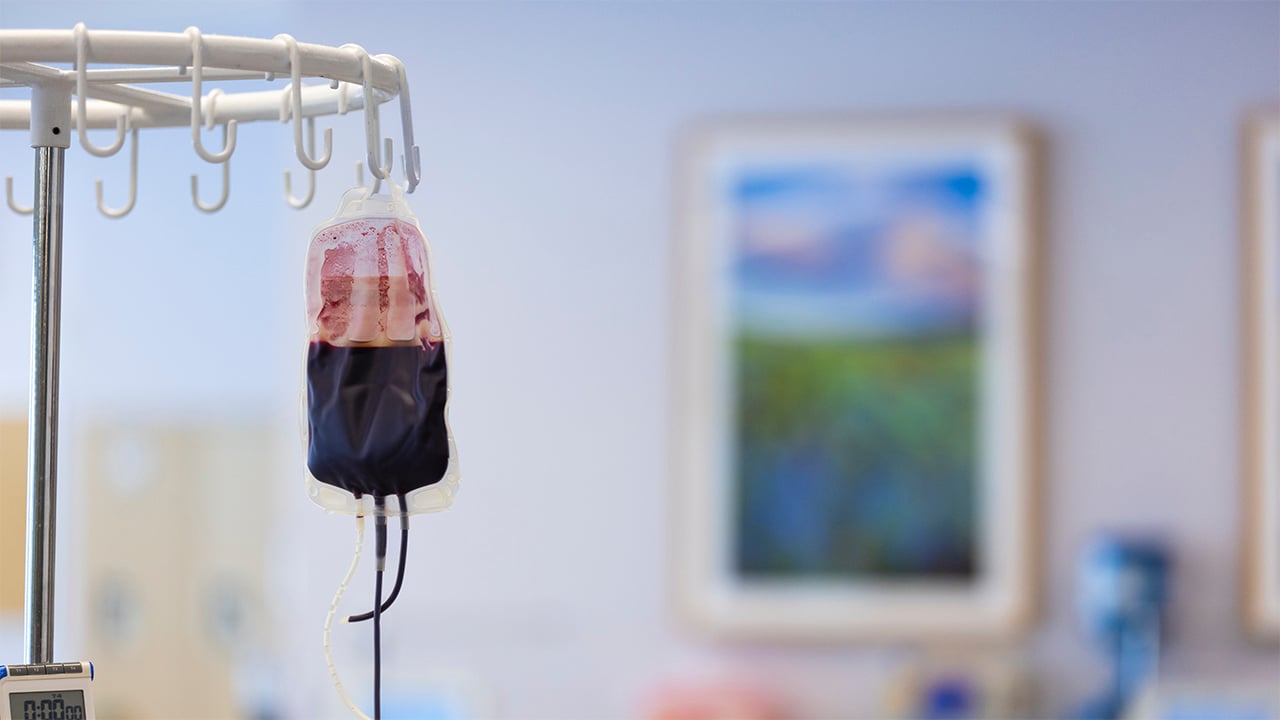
[8,691,86,720]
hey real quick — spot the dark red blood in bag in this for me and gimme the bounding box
[306,341,450,498]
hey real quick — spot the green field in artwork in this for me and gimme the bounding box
[733,332,980,580]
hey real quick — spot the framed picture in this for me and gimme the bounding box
[671,117,1040,639]
[1242,112,1280,640]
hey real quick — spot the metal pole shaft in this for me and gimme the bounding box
[25,145,65,665]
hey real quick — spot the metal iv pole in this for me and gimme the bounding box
[24,79,71,666]
[1,26,422,670]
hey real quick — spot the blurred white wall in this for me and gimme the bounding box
[0,2,1276,718]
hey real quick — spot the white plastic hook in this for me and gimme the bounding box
[377,54,421,193]
[186,26,238,164]
[75,23,128,158]
[191,124,232,213]
[341,44,393,183]
[275,34,333,171]
[284,116,319,209]
[95,124,139,219]
[5,177,33,215]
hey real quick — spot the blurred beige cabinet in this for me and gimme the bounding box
[82,423,277,719]
[1,420,26,615]
[1242,112,1280,641]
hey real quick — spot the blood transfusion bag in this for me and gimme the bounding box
[304,187,458,516]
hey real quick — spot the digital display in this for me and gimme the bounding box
[8,691,86,720]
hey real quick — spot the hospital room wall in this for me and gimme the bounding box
[0,1,1277,718]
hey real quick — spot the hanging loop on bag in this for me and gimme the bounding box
[275,33,334,171]
[95,122,139,218]
[341,44,394,184]
[186,26,239,164]
[74,23,128,158]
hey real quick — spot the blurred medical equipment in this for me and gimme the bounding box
[881,654,1036,720]
[646,679,784,720]
[0,662,94,720]
[1070,535,1171,720]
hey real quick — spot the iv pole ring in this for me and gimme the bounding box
[74,23,128,158]
[186,26,239,164]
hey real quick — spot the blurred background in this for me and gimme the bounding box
[0,2,1277,719]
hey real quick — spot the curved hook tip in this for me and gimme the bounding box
[5,176,34,215]
[191,162,231,214]
[367,137,395,181]
[404,145,422,192]
[284,169,316,210]
[95,127,139,219]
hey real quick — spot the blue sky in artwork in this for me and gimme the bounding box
[730,161,990,337]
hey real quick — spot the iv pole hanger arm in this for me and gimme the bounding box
[1,28,402,88]
[0,26,413,134]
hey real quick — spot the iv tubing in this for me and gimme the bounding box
[373,497,387,720]
[348,500,408,623]
[324,515,374,720]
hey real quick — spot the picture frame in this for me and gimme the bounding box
[1241,111,1280,641]
[670,116,1041,639]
